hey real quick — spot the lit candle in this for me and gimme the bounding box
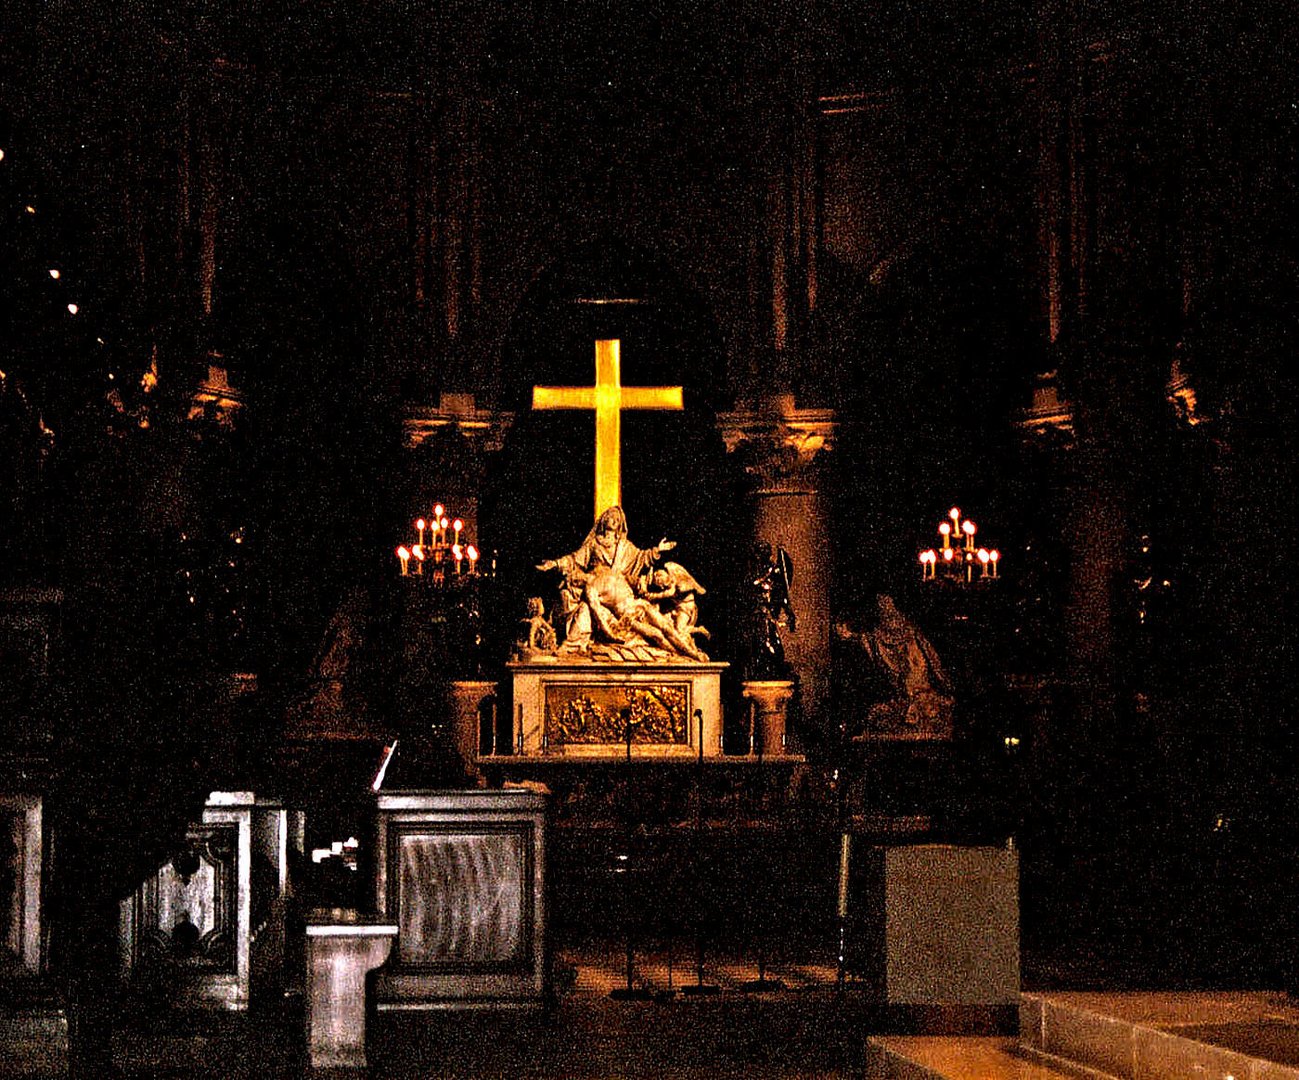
[978,548,990,578]
[963,519,976,551]
[439,516,449,546]
[467,544,480,572]
[965,551,973,583]
[453,518,463,543]
[397,546,410,575]
[412,544,425,575]
[452,543,463,574]
[416,518,426,547]
[989,549,1000,578]
[433,505,444,543]
[939,522,951,550]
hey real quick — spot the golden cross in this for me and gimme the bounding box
[532,339,683,520]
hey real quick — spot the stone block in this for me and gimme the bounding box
[857,845,1018,1009]
[1042,998,1135,1079]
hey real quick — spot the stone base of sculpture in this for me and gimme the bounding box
[504,659,727,760]
[741,679,796,756]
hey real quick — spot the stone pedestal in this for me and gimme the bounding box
[741,679,796,756]
[447,679,499,766]
[304,911,397,1070]
[506,660,726,760]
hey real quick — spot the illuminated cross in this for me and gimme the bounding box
[532,339,684,520]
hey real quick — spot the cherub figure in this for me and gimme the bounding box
[639,562,710,644]
[516,596,557,657]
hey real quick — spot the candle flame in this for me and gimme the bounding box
[412,545,425,561]
[416,518,426,530]
[943,548,955,562]
[433,504,444,518]
[949,507,960,521]
[939,522,951,536]
[452,518,463,533]
[396,546,410,559]
[963,520,976,535]
[467,545,479,561]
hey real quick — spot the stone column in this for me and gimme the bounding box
[719,396,836,735]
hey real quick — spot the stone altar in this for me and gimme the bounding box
[372,790,548,1010]
[505,659,727,760]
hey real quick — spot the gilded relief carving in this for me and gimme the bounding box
[545,683,689,746]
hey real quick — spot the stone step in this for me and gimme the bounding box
[866,1035,1098,1079]
[1020,990,1299,1080]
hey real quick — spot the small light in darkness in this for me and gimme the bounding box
[66,303,78,315]
[48,268,60,279]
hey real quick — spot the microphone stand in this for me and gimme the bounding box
[835,694,853,997]
[680,708,719,997]
[610,707,653,1001]
[740,700,784,993]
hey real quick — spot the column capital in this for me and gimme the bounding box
[403,393,515,452]
[717,395,836,492]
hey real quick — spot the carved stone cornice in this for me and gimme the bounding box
[1015,371,1075,450]
[402,393,515,452]
[187,360,246,428]
[717,395,836,493]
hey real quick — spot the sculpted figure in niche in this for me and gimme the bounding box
[834,594,953,738]
[536,506,707,661]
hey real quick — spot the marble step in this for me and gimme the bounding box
[866,1035,1097,1079]
[1020,990,1299,1080]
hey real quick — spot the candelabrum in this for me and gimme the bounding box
[918,506,1001,584]
[395,503,483,585]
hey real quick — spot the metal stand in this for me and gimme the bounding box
[834,710,853,996]
[740,704,784,993]
[610,709,653,1001]
[680,709,720,997]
